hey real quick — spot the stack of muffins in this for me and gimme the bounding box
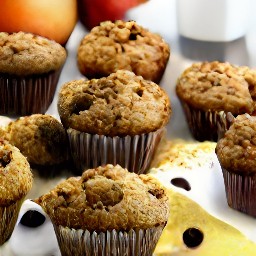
[0,30,68,250]
[0,19,173,255]
[56,20,171,175]
[2,13,256,255]
[175,61,256,221]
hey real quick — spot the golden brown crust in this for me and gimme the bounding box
[77,20,170,83]
[216,114,256,174]
[4,114,70,166]
[176,61,256,114]
[0,32,67,76]
[36,164,169,231]
[58,70,171,136]
[0,139,33,206]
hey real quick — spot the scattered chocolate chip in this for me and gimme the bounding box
[129,33,137,40]
[148,188,164,199]
[183,227,204,248]
[0,149,11,168]
[20,210,46,228]
[121,45,125,53]
[136,89,143,97]
[171,177,191,191]
[72,98,93,115]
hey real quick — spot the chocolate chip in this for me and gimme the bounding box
[136,89,143,97]
[148,188,165,199]
[0,149,11,167]
[129,33,137,40]
[171,177,191,191]
[183,227,204,248]
[71,95,94,115]
[20,210,46,228]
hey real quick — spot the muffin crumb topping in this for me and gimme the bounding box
[58,70,171,136]
[216,114,256,173]
[77,20,170,83]
[176,61,256,114]
[0,31,66,75]
[36,164,169,231]
[0,140,33,206]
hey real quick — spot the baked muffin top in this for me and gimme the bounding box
[77,20,170,83]
[0,32,67,76]
[216,114,256,174]
[4,114,70,166]
[36,164,169,231]
[58,70,171,136]
[0,139,33,206]
[176,61,256,114]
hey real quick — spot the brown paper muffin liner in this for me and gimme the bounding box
[67,127,165,174]
[54,225,164,256]
[0,198,24,245]
[0,69,62,116]
[181,102,234,142]
[222,168,256,217]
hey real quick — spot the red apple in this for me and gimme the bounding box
[0,0,77,45]
[78,0,147,30]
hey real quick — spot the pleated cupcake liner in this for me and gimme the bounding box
[222,168,256,217]
[67,127,165,174]
[181,102,234,142]
[0,198,24,245]
[0,69,62,116]
[54,225,164,256]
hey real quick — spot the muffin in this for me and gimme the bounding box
[58,70,171,173]
[176,61,256,142]
[35,164,169,256]
[0,139,33,245]
[216,114,256,217]
[3,114,70,173]
[0,31,67,116]
[77,20,170,83]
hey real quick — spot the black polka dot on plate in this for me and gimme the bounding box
[170,177,191,191]
[20,210,46,228]
[183,227,204,248]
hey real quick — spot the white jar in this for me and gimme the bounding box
[177,0,252,42]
